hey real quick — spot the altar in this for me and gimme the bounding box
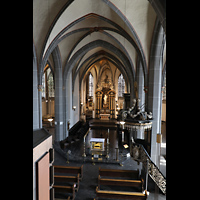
[95,71,116,119]
[90,138,105,150]
[100,114,110,120]
[89,138,105,157]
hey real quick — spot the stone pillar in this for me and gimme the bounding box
[136,59,145,111]
[33,54,39,130]
[95,90,102,118]
[147,20,165,164]
[38,85,43,129]
[108,91,115,119]
[52,48,64,141]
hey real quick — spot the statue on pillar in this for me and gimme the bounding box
[103,94,107,105]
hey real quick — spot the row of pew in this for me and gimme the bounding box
[53,165,83,200]
[53,164,147,199]
[60,121,89,149]
[95,167,148,200]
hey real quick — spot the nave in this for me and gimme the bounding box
[52,119,166,200]
[44,119,166,177]
[52,119,128,165]
[53,149,165,200]
[33,1,166,199]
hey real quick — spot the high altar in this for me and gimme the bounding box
[95,73,116,119]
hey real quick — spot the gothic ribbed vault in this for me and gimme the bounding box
[33,0,166,163]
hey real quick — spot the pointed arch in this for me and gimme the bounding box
[39,13,144,85]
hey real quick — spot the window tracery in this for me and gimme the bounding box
[89,73,93,97]
[42,67,54,99]
[118,73,125,97]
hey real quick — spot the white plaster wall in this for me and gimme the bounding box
[73,73,80,124]
[47,0,123,54]
[68,71,73,128]
[109,0,157,67]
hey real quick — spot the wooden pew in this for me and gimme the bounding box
[98,175,144,191]
[60,121,89,149]
[53,184,76,200]
[95,186,147,200]
[54,174,80,191]
[54,165,83,180]
[60,121,82,149]
[68,121,82,136]
[60,136,73,149]
[99,167,140,180]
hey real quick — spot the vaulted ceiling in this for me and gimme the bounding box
[33,0,166,87]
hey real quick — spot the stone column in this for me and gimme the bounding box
[95,91,102,118]
[109,91,115,119]
[147,20,165,164]
[136,58,145,111]
[52,47,64,141]
[33,54,39,130]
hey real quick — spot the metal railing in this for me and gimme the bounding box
[131,143,166,195]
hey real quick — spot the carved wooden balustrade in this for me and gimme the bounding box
[131,143,166,195]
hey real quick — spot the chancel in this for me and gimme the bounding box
[33,0,166,200]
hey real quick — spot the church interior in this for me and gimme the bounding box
[33,0,166,200]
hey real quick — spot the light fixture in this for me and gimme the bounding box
[48,118,53,127]
[72,106,76,111]
[122,131,125,142]
[123,144,129,149]
[120,121,125,129]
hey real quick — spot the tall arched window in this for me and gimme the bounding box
[89,73,93,97]
[48,71,54,97]
[162,74,166,101]
[42,73,46,98]
[42,67,54,99]
[118,74,125,97]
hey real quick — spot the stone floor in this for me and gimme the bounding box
[54,150,165,200]
[49,119,166,200]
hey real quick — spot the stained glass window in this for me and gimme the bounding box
[42,73,46,98]
[89,73,93,97]
[42,67,54,99]
[48,71,54,97]
[118,74,125,97]
[162,74,166,101]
